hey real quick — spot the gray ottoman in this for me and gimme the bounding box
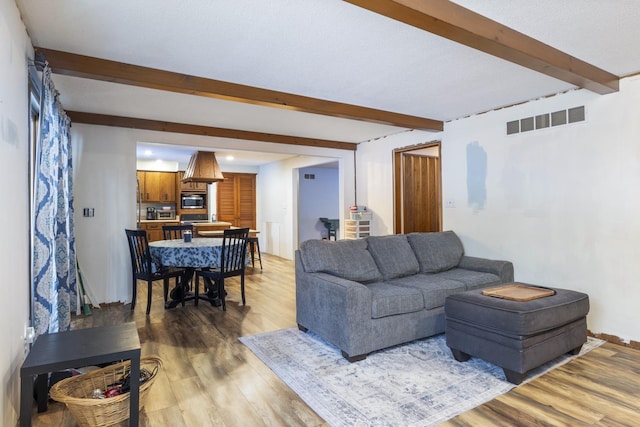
[444,285,589,384]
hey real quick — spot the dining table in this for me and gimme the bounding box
[149,237,228,308]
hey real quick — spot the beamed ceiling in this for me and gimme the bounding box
[16,0,640,166]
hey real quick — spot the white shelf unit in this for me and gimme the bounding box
[345,212,371,239]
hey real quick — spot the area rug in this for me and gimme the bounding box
[240,329,603,427]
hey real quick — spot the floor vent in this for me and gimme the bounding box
[507,106,584,135]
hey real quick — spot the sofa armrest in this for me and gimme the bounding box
[295,251,373,357]
[458,255,514,283]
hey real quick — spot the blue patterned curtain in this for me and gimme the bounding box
[32,65,77,336]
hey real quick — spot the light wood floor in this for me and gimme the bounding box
[29,254,640,426]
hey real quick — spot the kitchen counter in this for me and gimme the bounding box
[191,221,233,236]
[191,222,233,227]
[137,219,181,242]
[198,229,259,237]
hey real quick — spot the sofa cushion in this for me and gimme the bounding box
[366,235,420,280]
[364,282,424,319]
[407,231,464,273]
[388,274,466,310]
[435,268,502,290]
[300,239,382,283]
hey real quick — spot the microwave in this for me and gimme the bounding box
[181,193,205,209]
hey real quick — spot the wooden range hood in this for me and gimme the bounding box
[181,151,225,183]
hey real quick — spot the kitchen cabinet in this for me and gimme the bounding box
[140,221,179,242]
[137,171,176,202]
[216,172,256,229]
[178,171,208,192]
[158,172,176,202]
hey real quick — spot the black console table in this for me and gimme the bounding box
[20,322,141,426]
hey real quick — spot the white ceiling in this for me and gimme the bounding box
[15,0,640,166]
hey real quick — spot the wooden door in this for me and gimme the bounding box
[394,145,441,234]
[236,174,256,229]
[217,176,237,224]
[216,173,256,229]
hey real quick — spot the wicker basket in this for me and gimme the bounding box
[49,356,162,427]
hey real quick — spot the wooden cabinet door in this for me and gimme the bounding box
[138,171,176,202]
[216,173,256,229]
[178,171,208,192]
[142,171,160,201]
[158,172,176,202]
[178,171,192,191]
[137,171,146,201]
[144,222,166,242]
[148,228,164,242]
[137,171,158,202]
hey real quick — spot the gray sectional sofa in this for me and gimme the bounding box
[295,231,514,361]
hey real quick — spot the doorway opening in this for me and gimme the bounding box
[393,141,442,234]
[297,163,340,245]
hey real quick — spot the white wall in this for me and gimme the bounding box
[356,130,442,235]
[443,78,640,344]
[298,166,339,243]
[136,159,179,172]
[259,154,354,259]
[0,1,32,424]
[358,77,640,344]
[72,124,137,305]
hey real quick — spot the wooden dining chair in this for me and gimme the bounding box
[162,224,193,240]
[162,224,194,290]
[125,229,187,314]
[195,227,250,311]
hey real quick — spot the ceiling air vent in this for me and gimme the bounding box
[507,106,584,135]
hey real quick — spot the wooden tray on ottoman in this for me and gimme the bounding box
[482,283,555,301]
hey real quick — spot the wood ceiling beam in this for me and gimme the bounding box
[345,0,619,94]
[66,111,357,151]
[36,47,443,132]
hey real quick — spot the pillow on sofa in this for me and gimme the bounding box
[407,231,464,273]
[366,235,419,280]
[300,239,382,283]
